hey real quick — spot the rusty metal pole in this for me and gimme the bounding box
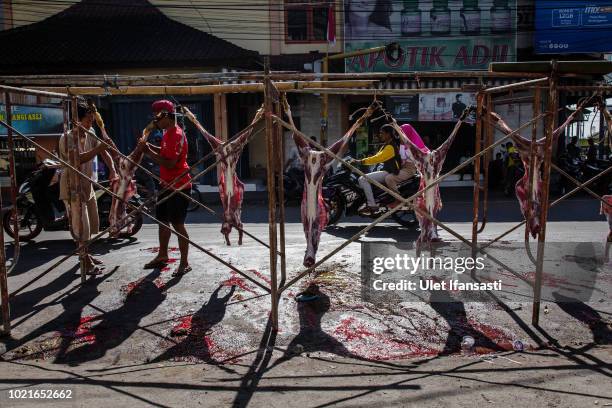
[4,92,19,274]
[0,96,10,334]
[264,58,279,330]
[70,97,87,283]
[472,92,485,258]
[477,94,494,233]
[0,175,9,335]
[275,98,287,285]
[532,75,557,326]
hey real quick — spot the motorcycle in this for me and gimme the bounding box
[322,156,420,227]
[282,167,305,204]
[557,155,611,196]
[3,159,144,241]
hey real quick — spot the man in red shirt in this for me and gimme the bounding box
[139,100,192,276]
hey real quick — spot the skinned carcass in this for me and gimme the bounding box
[283,98,376,267]
[183,106,264,245]
[388,111,471,246]
[90,105,154,237]
[490,105,590,238]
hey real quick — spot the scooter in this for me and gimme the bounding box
[3,159,144,241]
[322,156,420,227]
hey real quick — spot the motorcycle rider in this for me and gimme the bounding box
[567,136,581,161]
[59,100,116,274]
[587,137,598,163]
[352,124,401,215]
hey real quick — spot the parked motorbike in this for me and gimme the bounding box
[3,159,144,241]
[557,155,611,196]
[282,168,305,203]
[322,156,420,227]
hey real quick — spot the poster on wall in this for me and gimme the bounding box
[344,0,517,72]
[417,92,476,122]
[385,95,419,121]
[0,104,64,136]
[535,1,612,54]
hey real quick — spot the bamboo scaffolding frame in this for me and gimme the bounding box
[74,114,277,252]
[273,108,548,292]
[0,70,548,86]
[1,73,610,337]
[0,119,273,295]
[35,80,378,96]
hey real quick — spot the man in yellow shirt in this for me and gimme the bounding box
[352,124,401,214]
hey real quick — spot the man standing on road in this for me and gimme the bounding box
[140,100,192,276]
[59,101,116,275]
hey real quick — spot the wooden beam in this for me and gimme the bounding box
[34,80,379,96]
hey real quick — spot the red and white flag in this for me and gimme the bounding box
[327,4,336,46]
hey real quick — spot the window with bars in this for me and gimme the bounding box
[285,1,333,43]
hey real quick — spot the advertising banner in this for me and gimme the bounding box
[535,1,612,54]
[386,95,419,121]
[417,92,476,122]
[0,104,64,136]
[344,0,516,72]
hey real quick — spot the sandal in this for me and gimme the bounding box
[144,258,168,269]
[86,266,104,276]
[172,265,192,277]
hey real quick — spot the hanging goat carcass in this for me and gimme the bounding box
[183,106,264,245]
[388,109,472,246]
[282,97,376,267]
[489,98,593,238]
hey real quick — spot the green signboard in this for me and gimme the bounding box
[344,0,516,72]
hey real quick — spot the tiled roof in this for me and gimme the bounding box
[0,0,260,74]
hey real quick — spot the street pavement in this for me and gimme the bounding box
[0,195,610,407]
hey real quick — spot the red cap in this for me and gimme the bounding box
[152,99,175,114]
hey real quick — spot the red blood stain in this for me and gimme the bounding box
[463,317,516,352]
[121,278,146,297]
[141,247,180,253]
[121,277,167,297]
[57,315,97,344]
[168,315,242,363]
[524,271,572,288]
[222,272,257,294]
[333,317,438,359]
[249,269,271,285]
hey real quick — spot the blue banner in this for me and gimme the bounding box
[0,104,64,136]
[536,1,612,53]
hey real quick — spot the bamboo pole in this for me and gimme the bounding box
[0,70,551,86]
[36,80,378,96]
[477,93,494,234]
[4,92,19,275]
[69,97,88,283]
[482,78,549,94]
[472,92,485,258]
[0,171,9,335]
[275,98,287,286]
[0,94,10,334]
[263,60,279,330]
[532,74,558,326]
[290,88,464,95]
[0,84,72,99]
